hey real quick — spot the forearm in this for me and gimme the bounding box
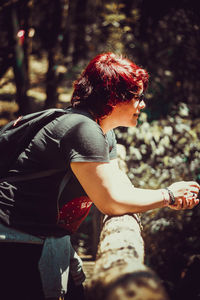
[106,186,165,215]
[100,171,199,215]
[71,161,199,216]
[97,170,167,214]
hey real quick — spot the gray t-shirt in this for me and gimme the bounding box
[0,107,117,236]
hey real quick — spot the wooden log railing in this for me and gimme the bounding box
[86,214,169,300]
[85,145,169,299]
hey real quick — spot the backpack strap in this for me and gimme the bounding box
[56,171,72,202]
[0,169,72,203]
[0,169,60,184]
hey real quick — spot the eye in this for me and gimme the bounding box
[138,93,145,102]
[133,93,145,102]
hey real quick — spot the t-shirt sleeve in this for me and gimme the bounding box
[106,130,117,160]
[60,120,111,163]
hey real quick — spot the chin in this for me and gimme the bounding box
[124,121,137,127]
[130,118,138,127]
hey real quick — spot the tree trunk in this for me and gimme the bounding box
[62,0,87,66]
[72,0,87,65]
[86,214,169,300]
[9,2,30,115]
[45,48,59,108]
[43,0,62,108]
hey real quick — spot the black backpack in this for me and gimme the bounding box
[0,108,68,180]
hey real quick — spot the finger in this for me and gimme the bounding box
[190,187,199,194]
[182,195,189,207]
[187,196,199,209]
[188,181,200,189]
[182,196,195,210]
[187,198,195,209]
[176,198,184,210]
[188,192,197,198]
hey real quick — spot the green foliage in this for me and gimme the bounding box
[142,206,200,299]
[115,110,200,299]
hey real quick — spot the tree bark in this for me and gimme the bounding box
[43,0,62,109]
[72,0,87,65]
[86,214,169,300]
[45,48,59,109]
[62,0,87,66]
[9,2,30,115]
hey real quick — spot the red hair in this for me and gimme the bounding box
[71,52,149,118]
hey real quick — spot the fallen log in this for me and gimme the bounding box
[86,214,169,300]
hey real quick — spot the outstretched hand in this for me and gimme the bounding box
[167,181,200,210]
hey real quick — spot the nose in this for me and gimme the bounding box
[139,100,146,110]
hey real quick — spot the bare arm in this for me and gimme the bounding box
[71,159,200,215]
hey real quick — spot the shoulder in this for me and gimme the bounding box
[106,130,116,143]
[106,130,117,159]
[60,108,105,141]
[59,109,110,161]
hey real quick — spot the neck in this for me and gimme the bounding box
[88,108,121,134]
[88,110,116,134]
[98,114,119,134]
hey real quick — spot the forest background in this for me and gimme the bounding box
[0,0,200,299]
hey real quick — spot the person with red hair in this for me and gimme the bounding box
[0,52,199,300]
[71,52,149,119]
[70,52,199,215]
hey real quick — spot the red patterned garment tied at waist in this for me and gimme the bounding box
[58,196,93,233]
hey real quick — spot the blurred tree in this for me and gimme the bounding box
[1,0,31,114]
[130,0,200,120]
[34,0,63,108]
[0,4,13,80]
[61,0,104,68]
[61,0,88,66]
[70,0,88,65]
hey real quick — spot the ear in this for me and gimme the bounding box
[137,80,144,94]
